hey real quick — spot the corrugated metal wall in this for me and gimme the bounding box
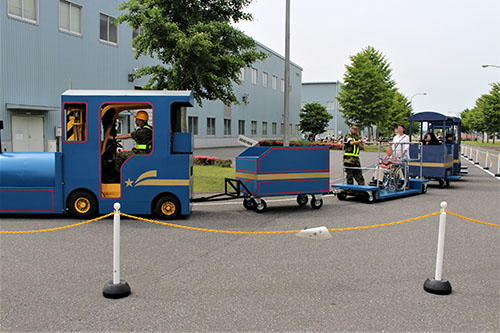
[1,1,302,151]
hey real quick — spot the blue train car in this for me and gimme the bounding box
[0,90,194,219]
[235,146,330,212]
[409,112,461,187]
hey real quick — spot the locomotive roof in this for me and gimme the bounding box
[62,89,192,97]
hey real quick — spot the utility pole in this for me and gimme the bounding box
[283,0,291,146]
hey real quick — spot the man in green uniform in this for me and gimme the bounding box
[111,110,152,172]
[343,124,365,185]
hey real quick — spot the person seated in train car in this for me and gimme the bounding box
[436,131,444,142]
[423,132,441,145]
[445,133,454,144]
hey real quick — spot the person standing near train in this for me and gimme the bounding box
[343,124,365,185]
[392,124,409,160]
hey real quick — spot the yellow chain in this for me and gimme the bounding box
[120,211,441,235]
[1,210,497,235]
[446,210,500,227]
[0,212,114,234]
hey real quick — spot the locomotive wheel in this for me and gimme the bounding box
[243,198,256,210]
[297,194,308,206]
[155,195,181,220]
[67,190,98,219]
[337,192,347,201]
[311,198,323,209]
[253,199,267,213]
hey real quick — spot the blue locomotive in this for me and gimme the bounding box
[0,90,194,219]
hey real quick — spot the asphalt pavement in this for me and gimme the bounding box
[1,153,499,332]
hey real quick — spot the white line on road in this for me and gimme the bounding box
[462,157,500,180]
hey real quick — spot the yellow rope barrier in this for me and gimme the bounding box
[120,211,441,235]
[0,212,114,234]
[446,210,500,227]
[1,210,496,235]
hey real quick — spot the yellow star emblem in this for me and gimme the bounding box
[125,178,134,187]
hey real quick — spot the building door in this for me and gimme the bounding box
[12,115,45,152]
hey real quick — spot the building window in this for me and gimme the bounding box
[272,122,277,136]
[326,101,334,109]
[239,68,245,81]
[188,116,198,135]
[296,124,300,136]
[206,117,216,136]
[64,103,87,142]
[251,68,258,85]
[262,72,268,88]
[281,79,285,92]
[99,13,118,44]
[8,0,37,23]
[281,123,284,135]
[224,119,231,136]
[238,120,245,135]
[272,75,278,90]
[290,124,293,136]
[132,27,144,48]
[59,1,82,35]
[262,122,268,136]
[251,121,257,136]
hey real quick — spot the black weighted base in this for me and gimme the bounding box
[103,280,131,299]
[423,277,452,295]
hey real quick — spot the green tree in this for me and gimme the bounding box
[117,0,267,129]
[337,46,396,140]
[379,91,412,138]
[475,82,500,142]
[299,103,333,137]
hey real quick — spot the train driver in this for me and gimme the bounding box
[110,110,152,172]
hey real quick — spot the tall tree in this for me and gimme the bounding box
[117,0,267,130]
[474,82,500,143]
[337,46,396,140]
[299,103,333,137]
[379,91,412,138]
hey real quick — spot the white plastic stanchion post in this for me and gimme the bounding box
[483,151,489,170]
[469,146,474,161]
[113,204,121,284]
[423,201,452,295]
[103,203,131,299]
[474,148,479,164]
[496,154,500,177]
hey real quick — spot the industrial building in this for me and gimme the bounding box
[0,0,302,152]
[301,81,349,139]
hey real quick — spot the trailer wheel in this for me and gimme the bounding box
[445,179,450,188]
[337,192,347,201]
[438,179,445,188]
[297,194,308,206]
[243,198,256,210]
[67,190,98,219]
[253,199,267,213]
[155,195,181,220]
[311,198,323,209]
[365,191,376,204]
[422,183,428,194]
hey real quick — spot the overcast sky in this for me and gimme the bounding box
[235,0,500,116]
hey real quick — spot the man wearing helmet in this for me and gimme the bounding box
[110,110,152,172]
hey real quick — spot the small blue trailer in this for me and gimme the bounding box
[0,90,194,219]
[234,146,330,212]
